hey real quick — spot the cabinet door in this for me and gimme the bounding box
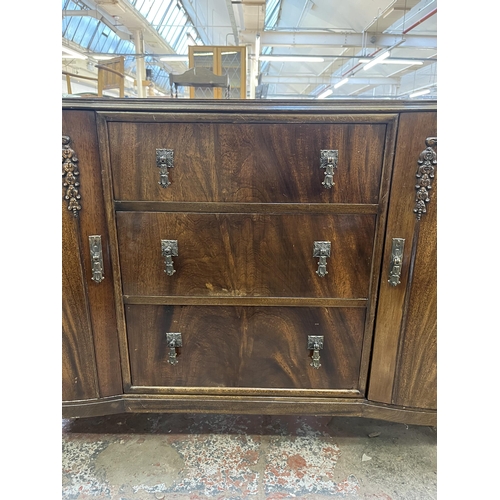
[62,200,99,401]
[62,110,123,401]
[368,112,437,410]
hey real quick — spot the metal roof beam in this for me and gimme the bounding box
[240,31,436,49]
[263,76,400,85]
[225,0,239,45]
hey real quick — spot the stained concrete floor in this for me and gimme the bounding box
[62,413,437,500]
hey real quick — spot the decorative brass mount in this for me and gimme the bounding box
[414,137,437,220]
[62,135,81,217]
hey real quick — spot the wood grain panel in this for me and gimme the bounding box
[392,177,437,409]
[109,122,218,201]
[368,112,437,407]
[62,212,98,401]
[125,305,366,390]
[116,212,376,298]
[108,121,386,203]
[217,123,386,204]
[63,110,123,397]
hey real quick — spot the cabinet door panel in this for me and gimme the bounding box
[63,110,123,399]
[125,305,366,390]
[116,212,376,298]
[368,112,437,410]
[62,211,98,401]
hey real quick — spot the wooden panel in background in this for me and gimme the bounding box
[116,212,376,298]
[125,305,366,390]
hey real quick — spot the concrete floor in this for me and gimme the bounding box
[62,413,437,500]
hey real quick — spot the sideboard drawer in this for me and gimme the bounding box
[125,305,366,391]
[108,121,386,204]
[116,212,376,298]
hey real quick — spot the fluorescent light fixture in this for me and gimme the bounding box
[334,77,349,89]
[363,50,390,70]
[125,75,135,83]
[359,58,423,65]
[62,46,87,60]
[93,55,114,60]
[409,89,431,98]
[259,56,324,62]
[160,55,189,62]
[317,88,333,99]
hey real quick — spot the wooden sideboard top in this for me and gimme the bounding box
[62,97,437,114]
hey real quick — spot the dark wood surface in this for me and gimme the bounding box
[392,159,437,409]
[108,121,386,204]
[116,212,376,298]
[62,395,436,426]
[368,111,437,408]
[62,101,436,423]
[62,189,99,402]
[63,111,123,398]
[64,97,436,113]
[125,305,366,390]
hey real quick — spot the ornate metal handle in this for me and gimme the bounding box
[320,150,338,189]
[156,148,174,188]
[388,238,405,287]
[88,235,104,283]
[161,239,178,276]
[313,241,331,278]
[166,332,182,365]
[308,335,324,369]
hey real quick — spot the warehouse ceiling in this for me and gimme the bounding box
[62,0,437,99]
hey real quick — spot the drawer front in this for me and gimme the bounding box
[116,212,376,298]
[125,305,366,390]
[108,121,386,204]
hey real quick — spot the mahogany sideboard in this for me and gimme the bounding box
[62,98,437,425]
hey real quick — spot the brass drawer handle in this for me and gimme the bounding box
[388,238,405,287]
[320,150,338,189]
[308,335,324,369]
[89,235,104,283]
[313,241,331,278]
[156,148,174,188]
[161,239,178,276]
[166,332,182,365]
